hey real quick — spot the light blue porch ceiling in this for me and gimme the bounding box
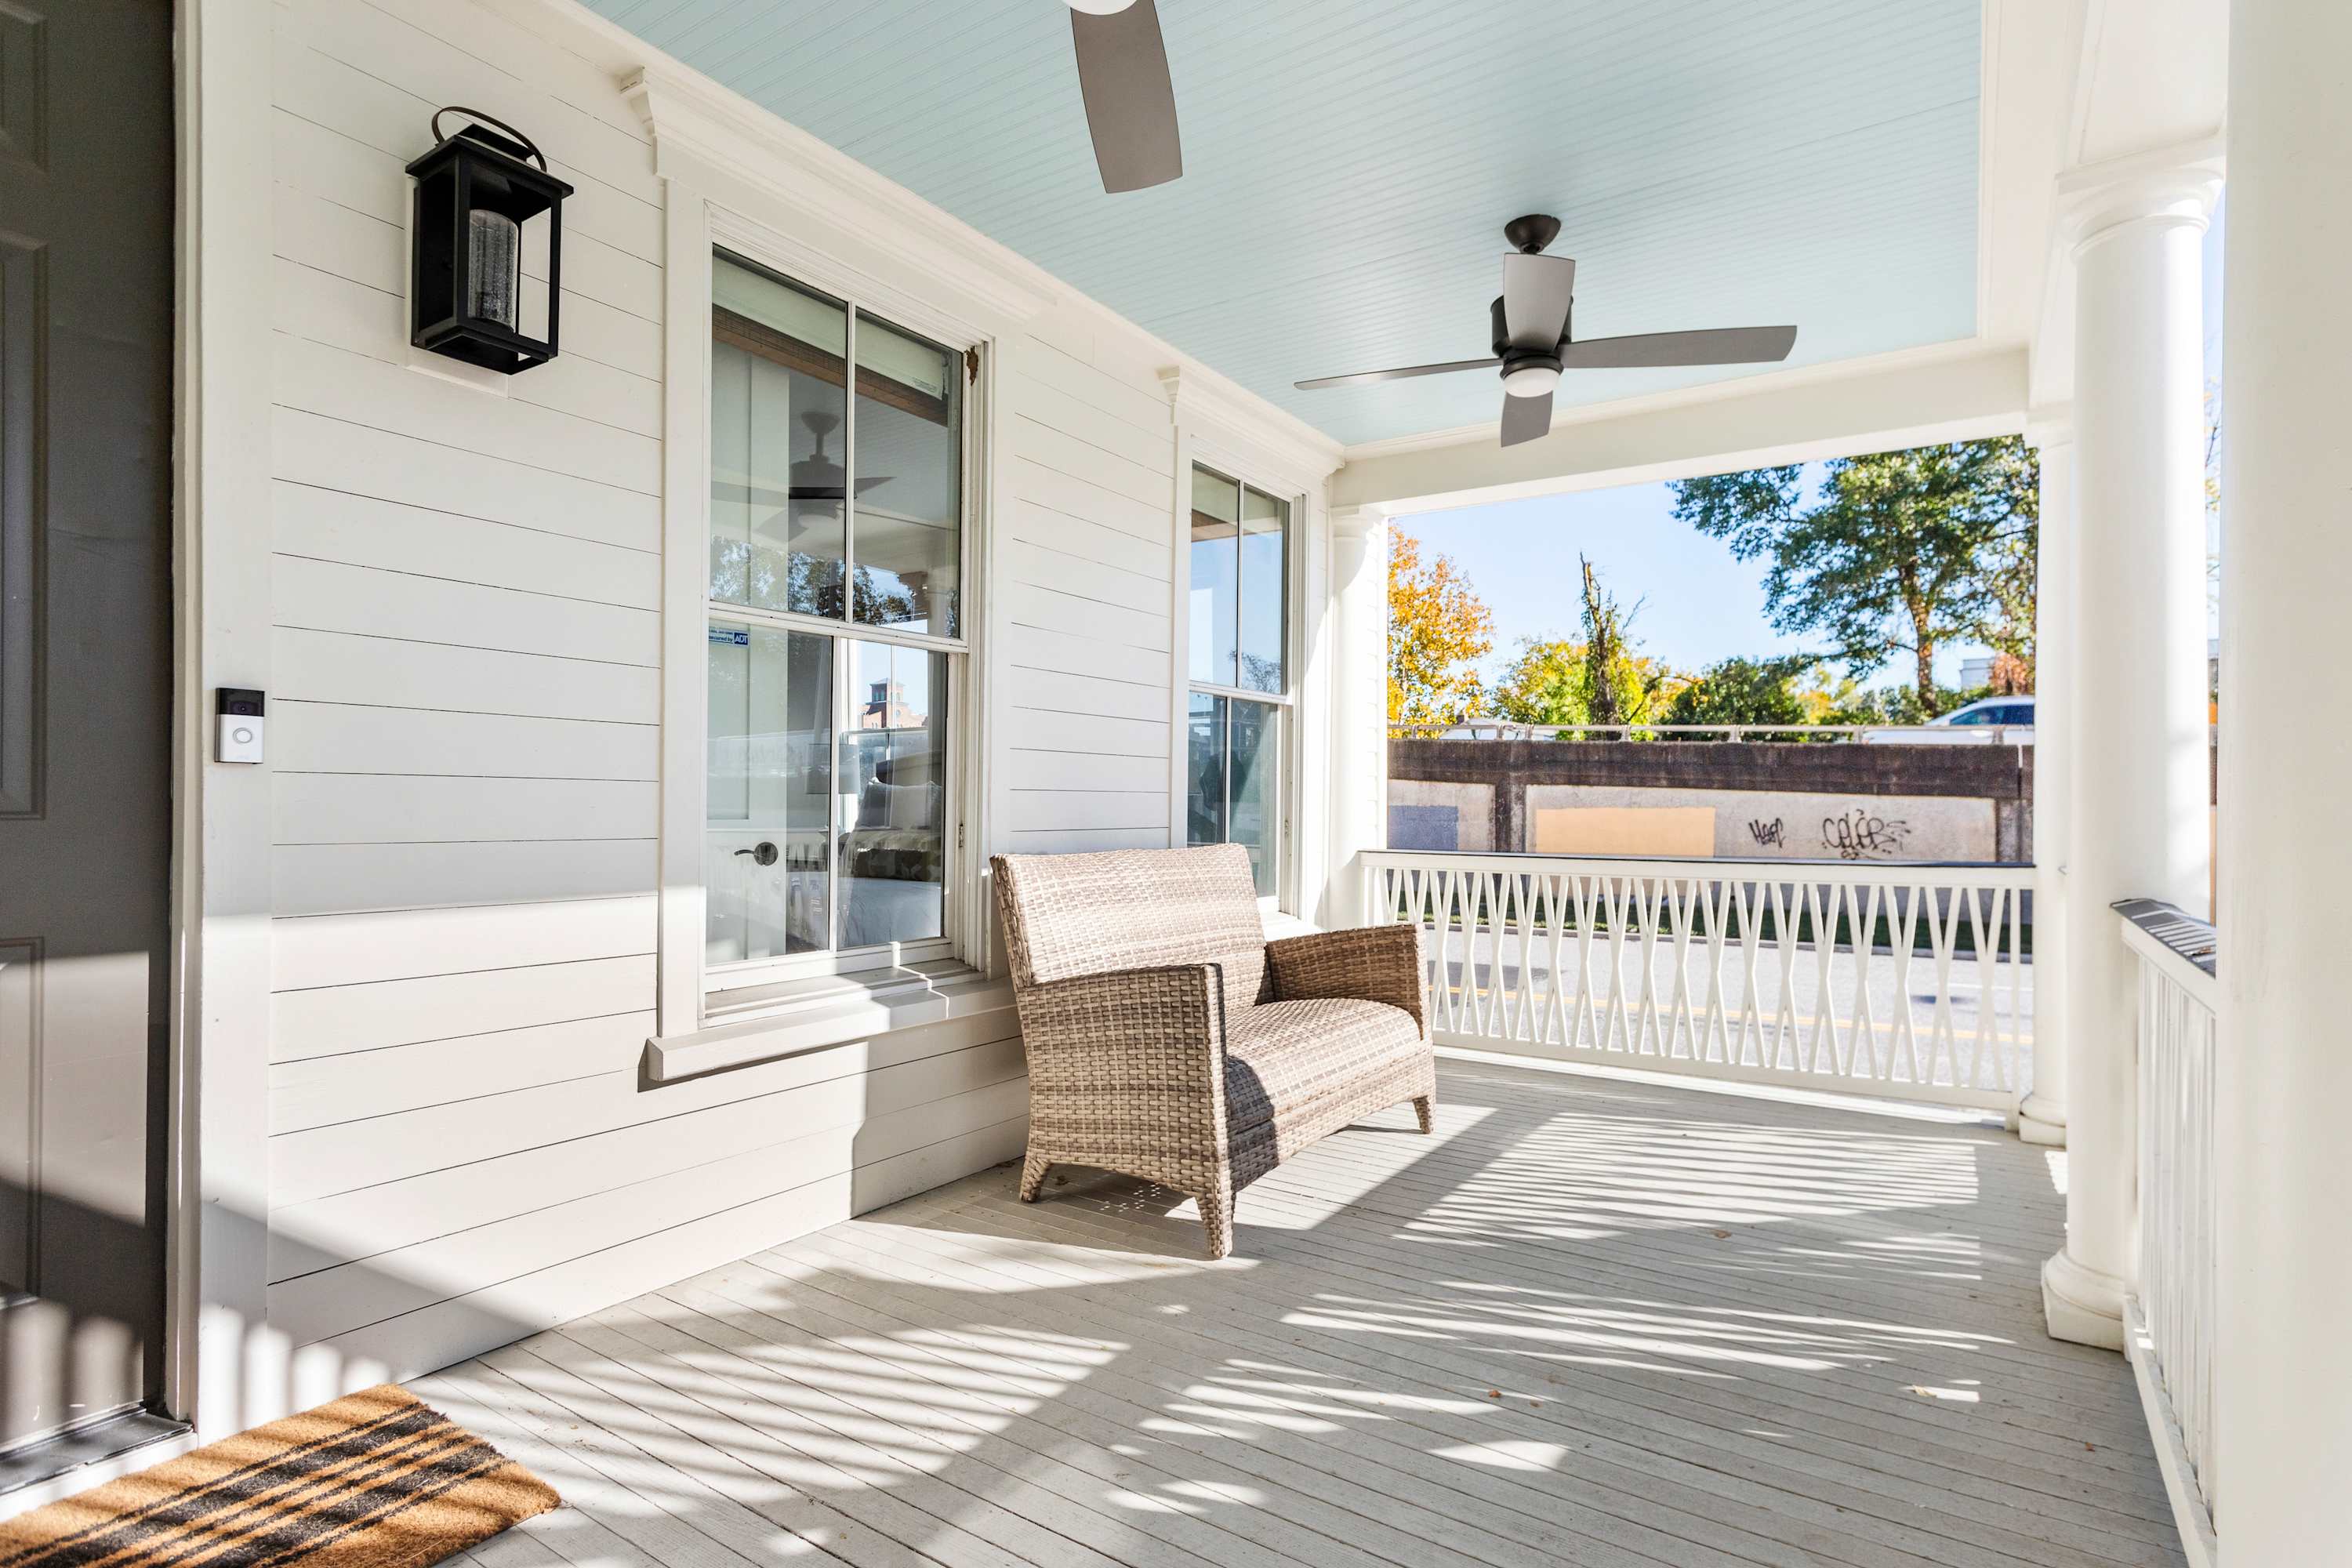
[592,0,1981,447]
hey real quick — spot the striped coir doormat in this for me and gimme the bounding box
[0,1385,557,1568]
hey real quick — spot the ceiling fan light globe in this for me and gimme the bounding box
[1503,364,1561,397]
[1065,0,1138,13]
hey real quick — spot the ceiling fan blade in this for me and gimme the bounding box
[1499,388,1554,447]
[1071,0,1182,193]
[1294,356,1502,391]
[1560,324,1797,369]
[1501,252,1576,350]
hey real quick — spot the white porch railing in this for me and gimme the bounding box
[2119,901,2220,1565]
[1363,850,2034,1111]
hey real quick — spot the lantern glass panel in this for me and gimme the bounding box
[466,209,520,330]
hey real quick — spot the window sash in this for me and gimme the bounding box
[703,245,975,994]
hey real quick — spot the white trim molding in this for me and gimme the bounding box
[1159,364,1344,499]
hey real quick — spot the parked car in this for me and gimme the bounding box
[1860,695,2036,743]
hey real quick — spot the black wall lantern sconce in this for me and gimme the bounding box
[407,107,574,375]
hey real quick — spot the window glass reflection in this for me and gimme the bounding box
[1189,469,1239,685]
[711,255,848,617]
[840,641,947,948]
[854,314,960,636]
[706,622,832,963]
[1238,485,1287,693]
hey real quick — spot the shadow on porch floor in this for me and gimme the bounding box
[416,1058,2183,1568]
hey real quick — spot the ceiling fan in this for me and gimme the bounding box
[1296,216,1798,448]
[1062,0,1181,193]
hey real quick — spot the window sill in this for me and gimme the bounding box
[647,959,1014,1083]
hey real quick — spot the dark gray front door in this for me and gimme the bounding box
[0,0,176,1454]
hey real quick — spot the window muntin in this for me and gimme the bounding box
[706,249,967,982]
[1185,463,1290,900]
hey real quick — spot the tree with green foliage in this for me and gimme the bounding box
[1668,437,2038,717]
[1658,654,1818,731]
[1489,557,1686,729]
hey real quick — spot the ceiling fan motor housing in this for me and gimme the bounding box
[1490,296,1564,381]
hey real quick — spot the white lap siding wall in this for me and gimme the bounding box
[260,0,1186,1396]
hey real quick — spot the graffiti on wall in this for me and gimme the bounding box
[1820,807,1913,861]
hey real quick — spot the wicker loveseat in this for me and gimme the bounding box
[991,843,1436,1258]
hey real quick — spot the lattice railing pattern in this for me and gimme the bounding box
[1362,851,2035,1110]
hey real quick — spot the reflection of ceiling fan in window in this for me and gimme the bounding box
[1062,0,1181,193]
[789,412,891,502]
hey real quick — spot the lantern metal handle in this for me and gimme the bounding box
[430,105,550,172]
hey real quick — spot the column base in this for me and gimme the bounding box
[2042,1249,2128,1350]
[2017,1093,2067,1147]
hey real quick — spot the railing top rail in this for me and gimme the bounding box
[1389,720,2032,744]
[2116,898,2220,1008]
[1361,847,2037,888]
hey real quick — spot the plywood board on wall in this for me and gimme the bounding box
[1534,807,1716,858]
[1525,785,1996,862]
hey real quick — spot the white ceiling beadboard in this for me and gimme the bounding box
[587,0,1981,446]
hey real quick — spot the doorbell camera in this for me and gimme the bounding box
[216,688,265,764]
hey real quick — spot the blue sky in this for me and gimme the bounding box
[1407,204,2229,693]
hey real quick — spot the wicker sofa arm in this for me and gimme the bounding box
[1013,962,1231,1104]
[1265,924,1428,1034]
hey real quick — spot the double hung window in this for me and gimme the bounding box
[1185,464,1290,899]
[705,249,967,985]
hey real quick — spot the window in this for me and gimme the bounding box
[706,249,967,985]
[1185,464,1290,898]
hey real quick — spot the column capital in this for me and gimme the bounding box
[2055,137,2224,254]
[1327,504,1390,541]
[2024,404,2074,453]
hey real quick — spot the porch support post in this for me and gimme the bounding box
[2213,2,2352,1553]
[2018,413,2073,1147]
[2042,147,2220,1350]
[1325,506,1389,927]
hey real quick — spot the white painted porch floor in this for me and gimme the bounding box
[416,1058,2183,1568]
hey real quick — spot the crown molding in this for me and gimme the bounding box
[1159,364,1345,493]
[622,64,1061,331]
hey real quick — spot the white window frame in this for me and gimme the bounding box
[1178,454,1304,916]
[658,195,995,1033]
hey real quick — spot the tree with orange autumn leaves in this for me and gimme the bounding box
[1387,526,1494,726]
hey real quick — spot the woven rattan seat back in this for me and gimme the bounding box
[992,844,1266,989]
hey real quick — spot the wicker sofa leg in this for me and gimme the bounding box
[1198,1180,1236,1261]
[1413,1094,1436,1134]
[1018,1150,1051,1203]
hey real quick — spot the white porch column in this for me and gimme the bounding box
[2018,416,2074,1147]
[1324,505,1389,928]
[2214,2,2352,1555]
[2042,150,2219,1350]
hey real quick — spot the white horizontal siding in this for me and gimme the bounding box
[996,325,1181,855]
[258,0,1080,1392]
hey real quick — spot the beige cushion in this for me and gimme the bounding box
[1222,997,1423,1132]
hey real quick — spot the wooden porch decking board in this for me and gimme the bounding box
[412,1058,2184,1568]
